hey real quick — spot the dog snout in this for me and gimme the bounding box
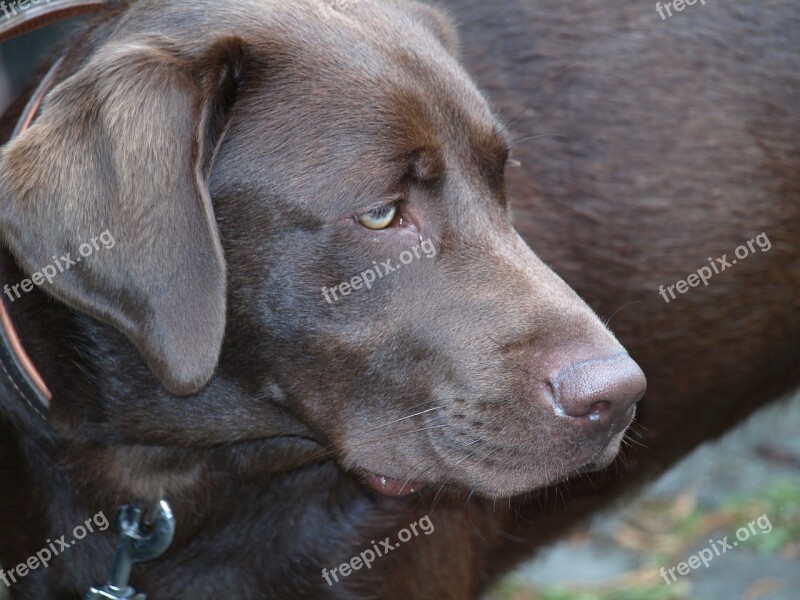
[550,353,646,436]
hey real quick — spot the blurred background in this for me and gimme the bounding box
[1,18,799,600]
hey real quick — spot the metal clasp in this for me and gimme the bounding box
[85,499,176,600]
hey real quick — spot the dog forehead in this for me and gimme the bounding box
[120,0,466,99]
[131,0,431,42]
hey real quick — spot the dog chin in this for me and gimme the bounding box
[447,431,631,498]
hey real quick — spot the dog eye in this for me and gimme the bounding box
[357,203,398,230]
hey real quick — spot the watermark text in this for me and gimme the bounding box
[322,514,434,586]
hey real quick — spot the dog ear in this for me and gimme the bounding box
[405,1,460,57]
[0,36,246,395]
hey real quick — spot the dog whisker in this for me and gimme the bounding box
[358,406,444,435]
[496,62,581,130]
[452,439,485,466]
[306,423,451,466]
[509,132,568,148]
[351,424,450,447]
[397,454,437,495]
[601,300,642,327]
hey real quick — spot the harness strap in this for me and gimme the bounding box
[11,55,64,139]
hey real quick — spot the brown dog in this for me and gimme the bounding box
[0,0,797,598]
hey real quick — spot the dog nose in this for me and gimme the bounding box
[550,353,646,434]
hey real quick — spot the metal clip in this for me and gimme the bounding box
[85,499,176,600]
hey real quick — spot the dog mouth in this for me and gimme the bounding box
[356,433,627,499]
[361,472,427,497]
[345,402,637,499]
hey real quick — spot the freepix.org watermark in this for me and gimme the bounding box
[658,232,770,304]
[655,0,706,21]
[3,230,115,303]
[659,513,773,585]
[0,510,109,589]
[322,515,434,586]
[322,237,436,304]
[1,0,52,21]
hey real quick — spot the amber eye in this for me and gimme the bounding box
[357,203,397,230]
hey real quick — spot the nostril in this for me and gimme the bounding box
[587,400,610,421]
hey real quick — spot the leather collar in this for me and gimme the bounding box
[0,56,63,420]
[0,0,117,419]
[0,0,118,43]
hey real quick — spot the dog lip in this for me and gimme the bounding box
[362,472,425,497]
[578,427,630,473]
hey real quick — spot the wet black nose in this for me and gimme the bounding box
[550,353,646,436]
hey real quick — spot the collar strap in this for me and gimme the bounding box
[1,1,119,419]
[0,0,118,43]
[1,1,117,419]
[0,301,51,419]
[0,56,65,418]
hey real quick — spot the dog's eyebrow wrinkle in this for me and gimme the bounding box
[468,126,510,188]
[410,147,445,182]
[483,128,511,156]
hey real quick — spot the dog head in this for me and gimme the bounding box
[0,0,645,498]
